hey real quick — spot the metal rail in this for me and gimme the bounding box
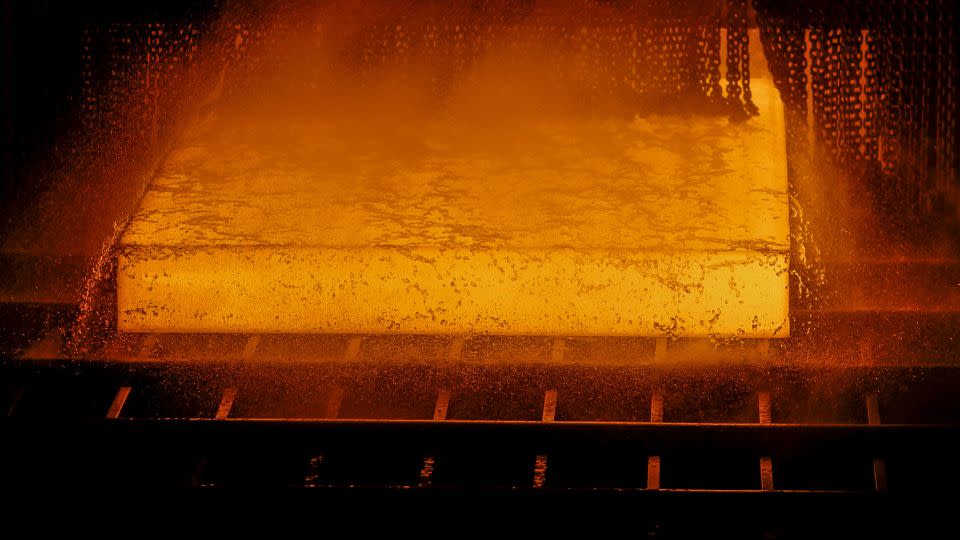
[6,417,957,454]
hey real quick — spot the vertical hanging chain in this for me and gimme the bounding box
[808,25,827,158]
[706,17,724,106]
[740,1,758,115]
[861,2,879,163]
[839,10,863,164]
[725,0,752,117]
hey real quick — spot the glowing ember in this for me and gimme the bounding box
[116,79,788,337]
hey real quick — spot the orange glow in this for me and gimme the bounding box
[116,78,788,337]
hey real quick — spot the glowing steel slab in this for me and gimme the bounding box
[117,80,789,337]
